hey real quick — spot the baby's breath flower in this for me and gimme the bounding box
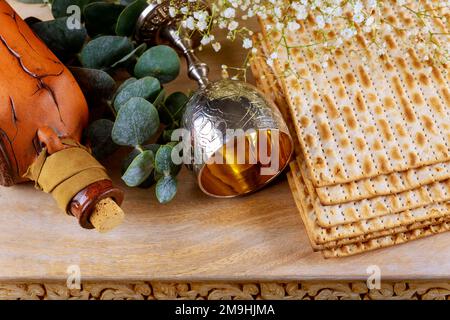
[168,6,176,18]
[287,21,301,32]
[228,21,239,31]
[180,6,188,15]
[176,0,449,79]
[242,38,253,49]
[353,13,365,24]
[223,7,236,19]
[201,35,214,46]
[316,15,325,29]
[341,27,357,39]
[212,42,221,52]
[183,16,195,30]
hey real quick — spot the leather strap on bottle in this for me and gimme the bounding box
[23,140,111,213]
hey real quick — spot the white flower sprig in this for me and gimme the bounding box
[167,0,449,80]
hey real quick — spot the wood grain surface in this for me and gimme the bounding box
[0,0,449,282]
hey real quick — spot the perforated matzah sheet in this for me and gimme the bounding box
[260,4,450,188]
[252,43,450,208]
[314,163,450,205]
[322,220,450,258]
[299,158,450,228]
[252,50,450,227]
[288,159,450,245]
[287,171,449,252]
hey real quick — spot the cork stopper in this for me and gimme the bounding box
[89,198,125,233]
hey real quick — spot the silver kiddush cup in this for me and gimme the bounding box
[135,1,293,198]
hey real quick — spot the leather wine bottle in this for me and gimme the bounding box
[0,0,125,232]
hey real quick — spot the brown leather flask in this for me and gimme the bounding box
[0,0,124,231]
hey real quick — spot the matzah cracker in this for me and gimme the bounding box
[252,34,450,205]
[316,162,450,205]
[260,5,450,188]
[252,51,450,227]
[287,170,448,251]
[289,159,450,245]
[298,157,450,228]
[322,220,450,258]
[316,163,450,205]
[251,42,450,207]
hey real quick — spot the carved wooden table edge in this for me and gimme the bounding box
[0,281,449,300]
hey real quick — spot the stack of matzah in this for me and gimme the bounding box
[250,1,450,258]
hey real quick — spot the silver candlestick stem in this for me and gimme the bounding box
[160,24,210,88]
[135,0,211,87]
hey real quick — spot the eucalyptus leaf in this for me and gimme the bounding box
[31,17,87,60]
[113,76,161,112]
[160,91,188,125]
[110,43,147,68]
[52,0,92,19]
[84,2,125,36]
[122,144,160,188]
[115,0,148,36]
[122,150,154,187]
[134,45,180,83]
[86,119,118,159]
[155,144,178,175]
[112,97,160,146]
[113,77,136,102]
[69,67,116,100]
[122,144,160,173]
[117,77,137,92]
[79,36,133,69]
[155,175,177,204]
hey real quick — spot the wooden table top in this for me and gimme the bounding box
[1,1,449,282]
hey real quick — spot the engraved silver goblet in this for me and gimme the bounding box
[135,1,293,197]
